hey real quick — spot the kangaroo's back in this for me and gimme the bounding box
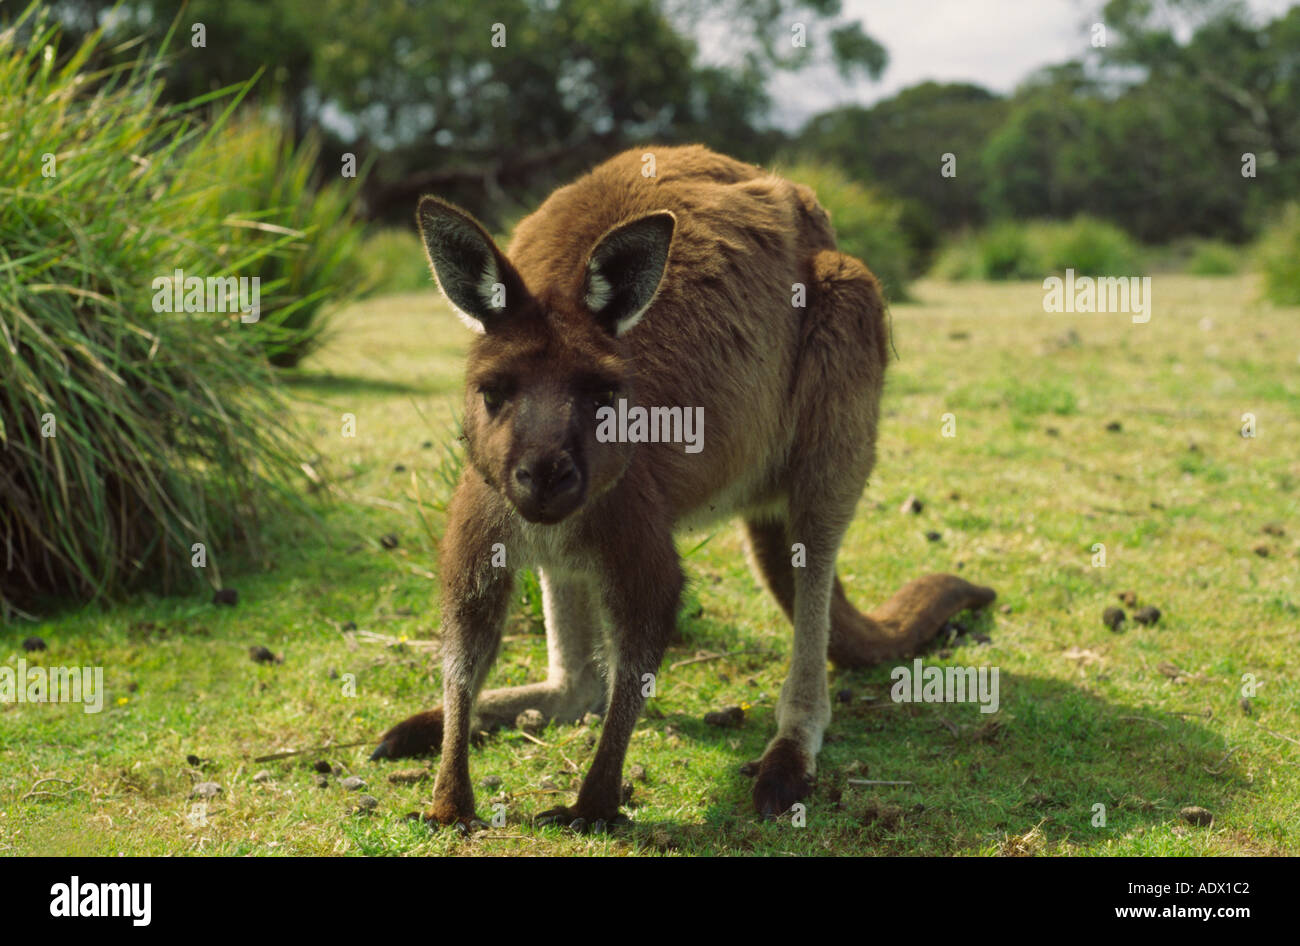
[507,145,879,521]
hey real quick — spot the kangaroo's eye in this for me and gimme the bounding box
[594,389,616,408]
[482,389,505,411]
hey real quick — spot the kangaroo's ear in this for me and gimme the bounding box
[417,196,522,332]
[583,211,676,336]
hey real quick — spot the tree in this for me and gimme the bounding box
[35,0,889,224]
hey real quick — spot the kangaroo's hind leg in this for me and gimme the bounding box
[371,569,606,760]
[746,249,995,815]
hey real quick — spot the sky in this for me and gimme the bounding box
[761,0,1298,128]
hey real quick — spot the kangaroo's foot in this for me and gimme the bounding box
[751,737,815,818]
[533,805,630,834]
[371,673,606,761]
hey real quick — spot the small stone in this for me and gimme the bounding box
[355,794,379,811]
[539,775,559,791]
[248,645,279,664]
[252,770,272,783]
[313,759,332,774]
[190,781,222,800]
[703,706,745,728]
[899,495,923,515]
[422,440,434,449]
[628,764,647,782]
[379,533,400,550]
[516,708,546,734]
[393,464,407,473]
[481,775,502,789]
[1252,543,1270,557]
[1102,607,1126,632]
[1105,421,1122,432]
[925,530,942,542]
[1117,590,1138,608]
[340,776,367,791]
[1180,806,1213,827]
[1133,606,1161,626]
[315,775,329,788]
[186,754,205,767]
[22,636,46,652]
[213,588,238,606]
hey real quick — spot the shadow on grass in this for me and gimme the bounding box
[279,370,437,397]
[627,672,1242,854]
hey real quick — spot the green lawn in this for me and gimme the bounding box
[3,274,1297,856]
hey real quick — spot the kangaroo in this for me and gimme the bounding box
[371,145,996,829]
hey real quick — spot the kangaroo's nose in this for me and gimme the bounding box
[514,454,579,502]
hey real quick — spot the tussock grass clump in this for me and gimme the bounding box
[0,9,309,615]
[193,110,367,366]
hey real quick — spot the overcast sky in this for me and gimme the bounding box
[763,0,1298,128]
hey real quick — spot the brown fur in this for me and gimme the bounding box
[373,145,995,827]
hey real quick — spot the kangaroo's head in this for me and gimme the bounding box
[417,196,675,525]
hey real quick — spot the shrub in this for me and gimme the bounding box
[1047,217,1141,277]
[1257,203,1300,305]
[357,228,433,297]
[0,8,308,615]
[778,161,916,301]
[1185,240,1243,276]
[932,217,1141,281]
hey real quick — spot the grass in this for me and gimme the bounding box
[0,7,313,615]
[3,274,1298,856]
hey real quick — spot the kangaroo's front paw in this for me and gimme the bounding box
[371,707,444,760]
[751,738,814,818]
[534,804,630,834]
